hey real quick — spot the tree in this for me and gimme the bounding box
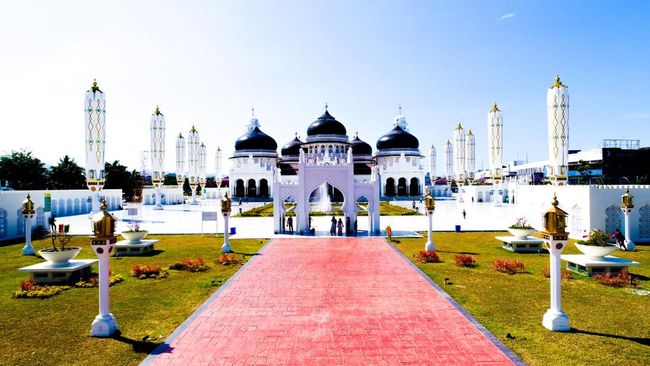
[48,155,86,189]
[163,173,178,186]
[0,150,48,190]
[104,161,142,202]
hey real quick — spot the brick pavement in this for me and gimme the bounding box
[143,238,521,365]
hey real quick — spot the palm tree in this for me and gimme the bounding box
[48,155,86,189]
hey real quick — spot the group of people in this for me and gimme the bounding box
[330,216,344,236]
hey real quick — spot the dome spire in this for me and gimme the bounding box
[325,102,328,111]
[251,105,255,117]
[455,122,464,130]
[398,104,402,115]
[91,78,100,92]
[552,74,565,88]
[491,102,499,112]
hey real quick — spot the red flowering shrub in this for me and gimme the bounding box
[415,250,441,263]
[131,265,168,279]
[492,259,526,274]
[593,269,636,287]
[454,254,477,268]
[170,258,209,272]
[217,254,240,266]
[20,279,35,291]
[540,266,573,280]
[14,279,69,298]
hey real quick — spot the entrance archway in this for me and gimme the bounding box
[235,179,245,197]
[385,178,395,196]
[259,179,269,198]
[247,179,257,197]
[409,177,420,196]
[397,178,407,196]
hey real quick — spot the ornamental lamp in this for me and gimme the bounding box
[424,190,435,211]
[91,200,117,242]
[221,192,232,214]
[541,193,568,237]
[22,194,35,216]
[621,188,634,209]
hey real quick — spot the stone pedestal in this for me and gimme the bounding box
[114,239,158,256]
[496,236,545,253]
[18,259,97,285]
[562,254,640,276]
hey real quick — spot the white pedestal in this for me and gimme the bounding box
[496,236,546,253]
[543,309,570,332]
[19,259,98,284]
[222,213,231,253]
[22,216,34,255]
[561,254,640,276]
[91,313,119,337]
[114,239,159,256]
[425,210,435,251]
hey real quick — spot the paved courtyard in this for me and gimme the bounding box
[143,238,522,365]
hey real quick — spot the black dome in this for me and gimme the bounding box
[351,136,372,155]
[376,126,419,150]
[307,110,347,136]
[281,136,303,156]
[235,126,277,151]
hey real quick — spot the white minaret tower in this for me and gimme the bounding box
[215,146,223,190]
[487,103,503,183]
[444,140,453,181]
[150,106,165,210]
[84,79,106,213]
[187,125,200,204]
[394,104,409,131]
[429,144,436,183]
[199,142,207,190]
[453,122,466,182]
[547,75,569,186]
[465,130,476,180]
[175,133,186,189]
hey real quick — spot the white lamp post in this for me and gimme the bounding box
[90,200,118,337]
[620,188,636,251]
[187,126,200,204]
[21,194,35,255]
[221,192,232,253]
[150,106,166,210]
[541,194,570,332]
[424,190,435,251]
[84,79,106,213]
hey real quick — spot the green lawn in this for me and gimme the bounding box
[0,235,266,366]
[238,201,419,217]
[393,232,649,366]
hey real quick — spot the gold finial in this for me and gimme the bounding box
[552,74,565,88]
[178,132,183,139]
[190,125,197,133]
[431,144,434,149]
[446,139,451,144]
[398,104,402,115]
[91,78,100,92]
[154,105,161,115]
[217,146,221,151]
[200,142,206,148]
[455,122,463,130]
[491,102,499,112]
[468,129,474,136]
[100,199,108,211]
[551,193,559,207]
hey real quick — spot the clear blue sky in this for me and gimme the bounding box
[0,1,648,172]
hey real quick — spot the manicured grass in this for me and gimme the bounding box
[393,232,649,366]
[238,201,419,217]
[0,235,266,366]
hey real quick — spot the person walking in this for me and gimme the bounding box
[287,216,294,234]
[337,218,343,236]
[330,216,337,236]
[462,209,466,220]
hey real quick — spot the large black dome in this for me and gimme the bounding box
[235,126,277,151]
[351,135,372,155]
[376,125,419,150]
[307,110,347,136]
[281,136,303,156]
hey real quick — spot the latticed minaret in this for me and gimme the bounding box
[199,143,207,186]
[175,133,186,188]
[453,122,466,181]
[547,75,569,185]
[487,102,503,182]
[215,146,222,188]
[444,140,453,180]
[84,79,106,213]
[150,106,165,188]
[187,125,200,202]
[429,144,436,182]
[465,130,475,180]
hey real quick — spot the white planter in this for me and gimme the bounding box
[38,247,82,263]
[575,243,617,259]
[508,228,536,239]
[121,230,148,243]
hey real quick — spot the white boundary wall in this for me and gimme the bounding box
[141,187,184,205]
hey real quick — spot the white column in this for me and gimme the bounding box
[92,192,101,213]
[91,239,118,337]
[425,210,435,251]
[154,187,163,210]
[622,208,636,251]
[22,216,34,255]
[221,212,231,253]
[542,237,570,332]
[546,75,569,185]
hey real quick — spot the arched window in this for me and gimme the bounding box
[385,178,395,196]
[397,178,408,196]
[247,179,257,197]
[409,178,420,196]
[235,179,245,197]
[259,179,269,198]
[0,208,7,238]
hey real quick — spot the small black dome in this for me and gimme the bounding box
[307,110,347,136]
[235,126,277,151]
[351,135,372,155]
[281,136,303,156]
[376,126,419,150]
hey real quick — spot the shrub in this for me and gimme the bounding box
[415,250,440,263]
[593,269,637,287]
[492,259,526,274]
[454,254,477,268]
[170,258,210,272]
[13,279,70,299]
[130,265,169,280]
[217,254,240,266]
[540,266,573,280]
[74,272,124,288]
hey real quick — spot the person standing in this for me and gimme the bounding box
[330,216,337,236]
[287,216,294,234]
[337,218,343,236]
[462,209,466,219]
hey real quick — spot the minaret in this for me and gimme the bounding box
[187,125,200,204]
[453,122,466,182]
[199,142,207,189]
[444,140,453,181]
[547,75,569,185]
[487,102,503,183]
[84,79,106,213]
[215,146,223,189]
[175,133,186,188]
[465,130,476,180]
[150,106,165,210]
[429,144,436,183]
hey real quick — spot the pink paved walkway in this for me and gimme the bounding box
[144,238,521,365]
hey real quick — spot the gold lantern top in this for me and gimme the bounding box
[424,190,435,211]
[542,193,568,235]
[22,194,35,215]
[91,200,116,239]
[221,192,231,213]
[621,188,634,209]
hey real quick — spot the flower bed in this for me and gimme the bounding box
[217,254,240,266]
[130,265,169,279]
[454,254,477,268]
[13,279,70,299]
[492,259,526,274]
[593,269,637,287]
[415,250,441,263]
[74,272,124,288]
[540,266,573,280]
[170,258,210,272]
